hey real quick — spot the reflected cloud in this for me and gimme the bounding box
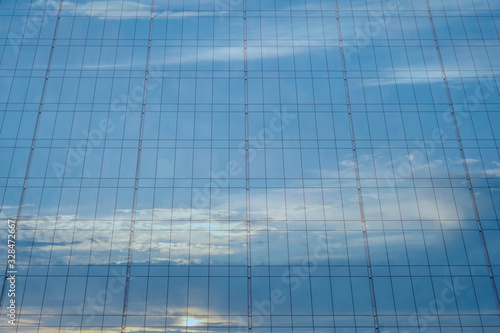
[484,161,500,177]
[154,11,229,19]
[34,0,229,19]
[4,179,471,267]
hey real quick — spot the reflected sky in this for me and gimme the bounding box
[0,0,500,331]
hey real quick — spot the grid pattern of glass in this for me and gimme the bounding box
[0,0,499,332]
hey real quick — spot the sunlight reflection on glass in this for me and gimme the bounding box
[181,316,203,327]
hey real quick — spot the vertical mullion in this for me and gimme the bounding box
[243,0,252,331]
[425,0,500,316]
[120,1,156,331]
[186,1,201,329]
[0,0,65,310]
[333,1,380,331]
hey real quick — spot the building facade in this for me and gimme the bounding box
[0,0,499,332]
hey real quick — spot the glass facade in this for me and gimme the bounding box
[0,0,500,332]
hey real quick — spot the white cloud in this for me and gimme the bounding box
[34,0,229,19]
